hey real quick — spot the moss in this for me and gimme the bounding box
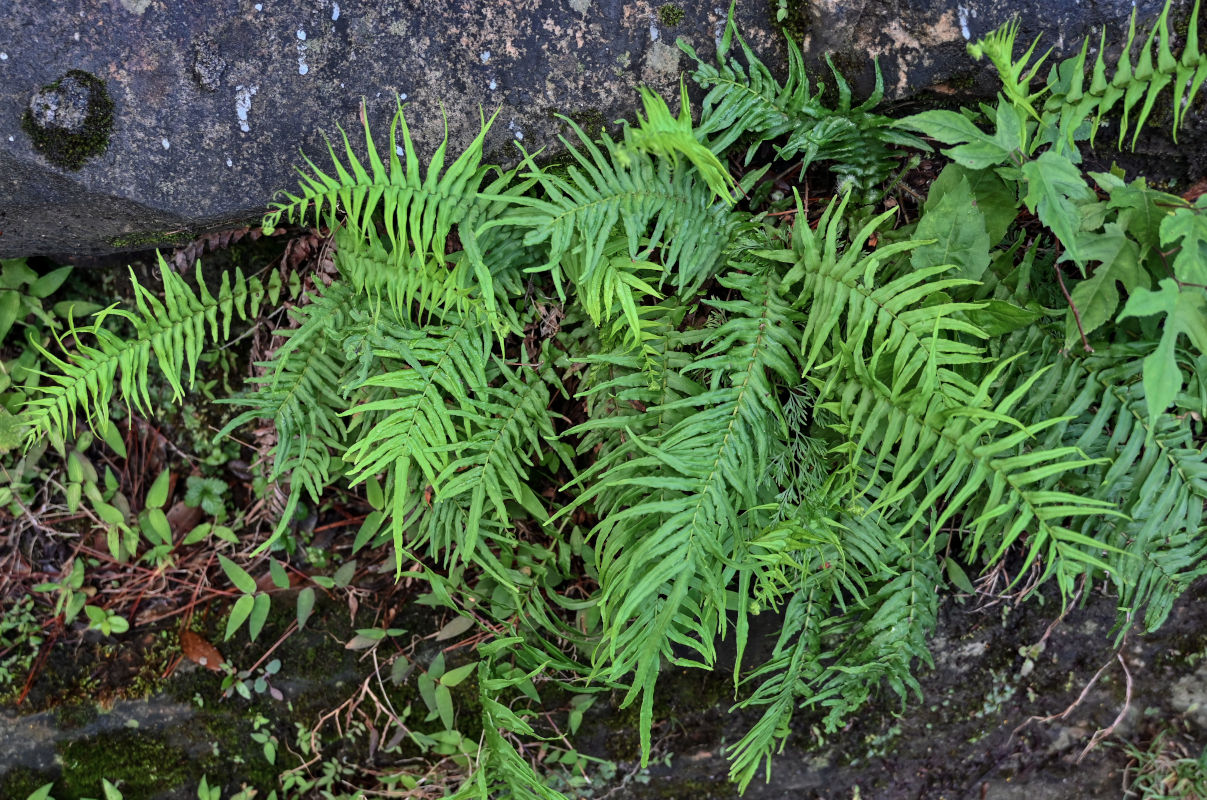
[55,701,99,732]
[107,230,193,250]
[21,70,114,171]
[192,711,281,792]
[657,4,685,27]
[0,765,60,799]
[768,0,810,43]
[58,729,192,799]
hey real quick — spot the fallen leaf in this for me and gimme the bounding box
[180,629,226,672]
[434,615,475,642]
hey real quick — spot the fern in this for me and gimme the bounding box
[559,266,803,763]
[24,256,270,443]
[1021,344,1207,633]
[266,100,504,328]
[681,7,925,192]
[341,312,495,573]
[971,0,1207,148]
[493,112,742,304]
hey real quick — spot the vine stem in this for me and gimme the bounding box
[1055,263,1093,352]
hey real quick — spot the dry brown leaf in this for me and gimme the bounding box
[180,629,226,672]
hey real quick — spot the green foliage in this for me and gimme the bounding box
[15,0,1207,796]
[680,6,925,196]
[1121,726,1207,800]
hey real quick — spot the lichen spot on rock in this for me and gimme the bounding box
[21,70,114,171]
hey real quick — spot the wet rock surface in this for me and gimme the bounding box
[0,0,1199,259]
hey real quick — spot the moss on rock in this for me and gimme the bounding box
[21,70,114,171]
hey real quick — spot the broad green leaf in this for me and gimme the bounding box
[0,408,26,453]
[0,290,20,343]
[142,508,173,546]
[29,266,73,298]
[1119,279,1207,422]
[434,615,475,641]
[923,165,1017,245]
[225,594,255,640]
[1064,223,1146,345]
[146,468,171,509]
[913,176,991,280]
[101,779,124,800]
[944,140,1013,169]
[390,655,412,685]
[101,421,128,459]
[895,109,996,146]
[296,587,316,629]
[269,559,290,589]
[248,593,271,641]
[434,683,455,729]
[1161,205,1207,285]
[218,554,258,595]
[963,300,1042,336]
[1022,151,1095,267]
[440,661,478,687]
[94,501,126,526]
[332,560,357,587]
[107,615,129,634]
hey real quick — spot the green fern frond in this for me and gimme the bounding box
[494,116,740,304]
[1047,0,1207,147]
[626,80,737,202]
[264,98,506,331]
[1023,346,1207,632]
[726,504,901,790]
[559,267,802,764]
[24,256,268,443]
[341,313,494,573]
[681,8,925,189]
[809,532,940,730]
[433,360,570,570]
[217,282,352,544]
[977,0,1207,147]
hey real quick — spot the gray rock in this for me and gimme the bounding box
[0,0,1199,260]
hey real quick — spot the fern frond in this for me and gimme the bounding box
[559,268,802,763]
[1023,346,1207,632]
[726,504,902,790]
[1039,0,1205,146]
[782,195,1119,596]
[263,99,507,331]
[217,282,353,544]
[809,531,940,729]
[433,360,569,570]
[341,313,494,573]
[626,80,737,202]
[681,10,925,189]
[24,256,268,443]
[494,115,740,306]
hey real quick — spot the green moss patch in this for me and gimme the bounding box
[21,70,115,171]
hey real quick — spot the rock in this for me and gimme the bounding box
[0,0,1199,260]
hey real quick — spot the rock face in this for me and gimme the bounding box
[0,0,1198,259]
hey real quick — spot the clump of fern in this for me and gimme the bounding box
[16,0,1207,796]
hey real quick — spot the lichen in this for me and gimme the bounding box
[21,70,114,171]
